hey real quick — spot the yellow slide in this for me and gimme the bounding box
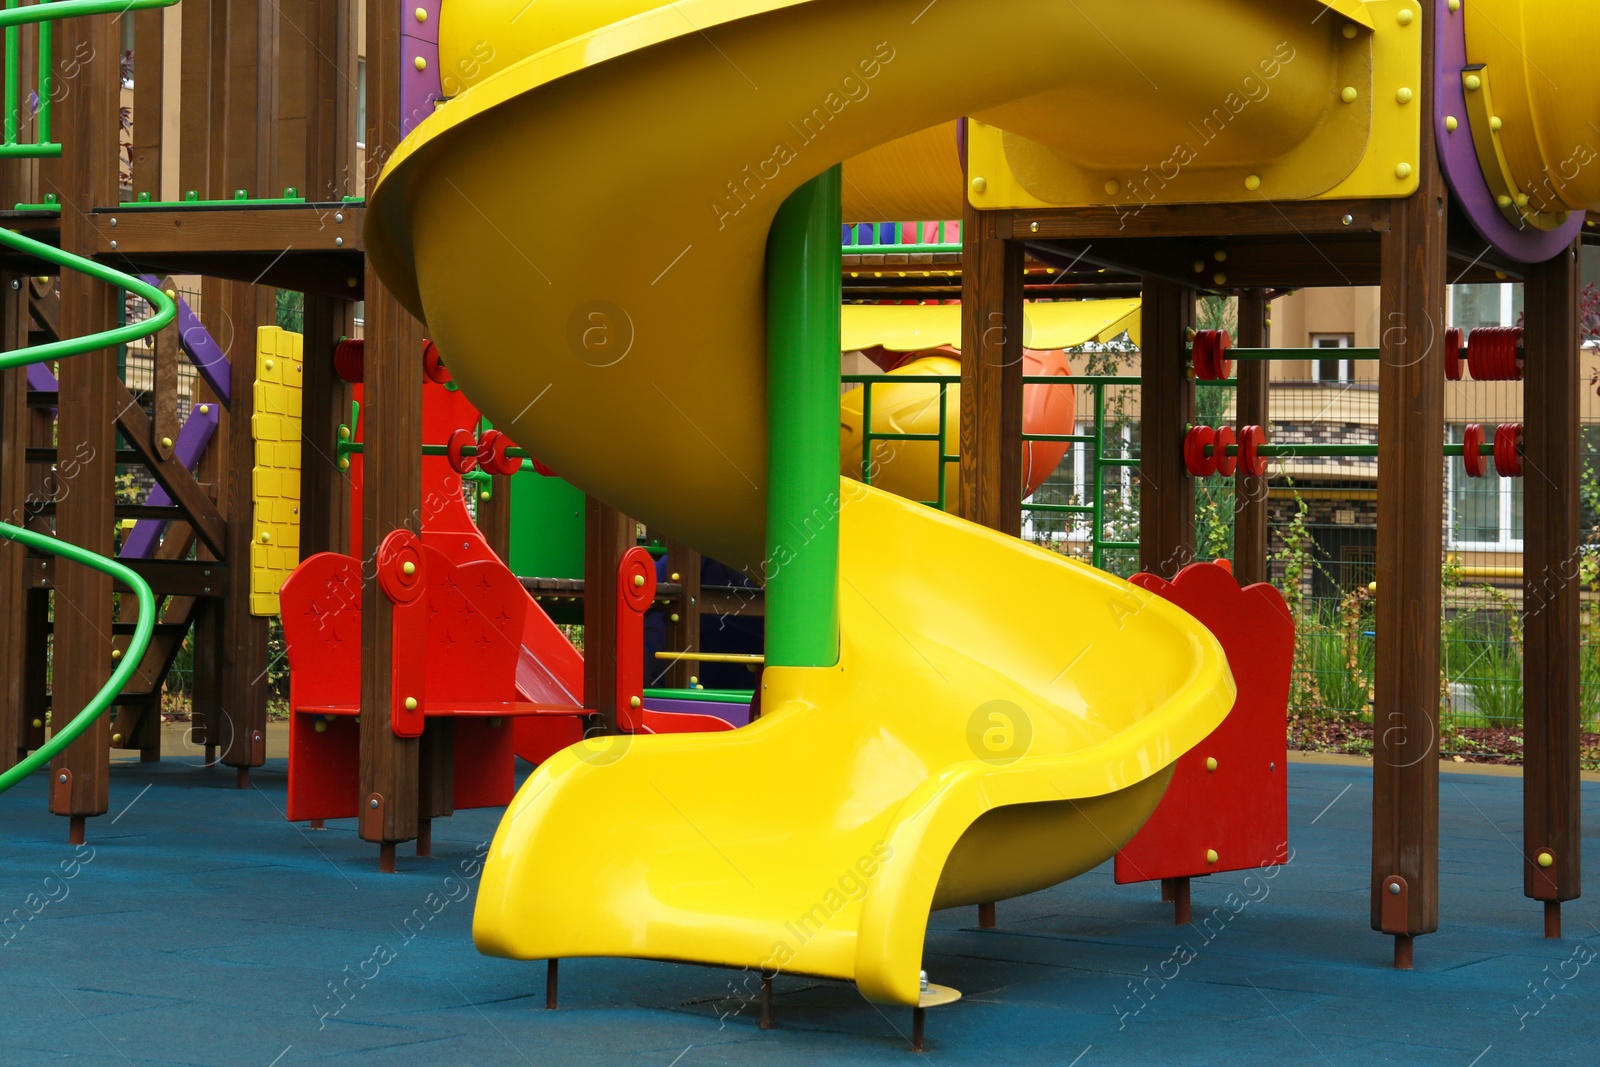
[362,0,1396,1004]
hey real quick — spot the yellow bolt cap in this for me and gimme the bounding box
[112,649,122,660]
[670,613,681,623]
[402,561,416,576]
[630,696,642,708]
[161,436,173,449]
[314,720,327,733]
[670,572,681,583]
[1244,175,1261,191]
[415,6,428,20]
[1445,116,1459,132]
[1397,8,1414,25]
[1396,87,1413,105]
[1538,852,1555,868]
[1490,116,1502,132]
[1395,162,1413,179]
[1342,24,1358,39]
[414,56,428,72]
[633,574,646,587]
[200,405,210,415]
[404,697,418,711]
[259,530,271,543]
[1103,179,1121,196]
[1205,757,1218,772]
[1340,87,1358,104]
[112,733,122,744]
[1206,849,1219,864]
[1465,74,1481,92]
[969,177,987,195]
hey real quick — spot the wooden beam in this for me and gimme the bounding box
[29,556,228,598]
[583,498,633,732]
[1371,4,1447,962]
[959,203,1023,534]
[113,378,229,559]
[1138,278,1195,578]
[1521,239,1583,929]
[47,9,122,833]
[92,205,362,256]
[1233,291,1270,585]
[178,0,212,198]
[1010,200,1388,241]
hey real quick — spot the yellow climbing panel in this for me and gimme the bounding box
[250,327,303,616]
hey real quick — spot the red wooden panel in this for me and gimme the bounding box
[1115,561,1294,883]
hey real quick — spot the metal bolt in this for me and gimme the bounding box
[334,212,345,224]
[1341,214,1354,226]
[1030,221,1039,233]
[58,773,67,783]
[109,240,118,250]
[334,237,345,247]
[109,217,117,227]
[369,799,380,810]
[1388,882,1401,895]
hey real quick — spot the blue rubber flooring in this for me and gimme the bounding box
[1,758,1596,1066]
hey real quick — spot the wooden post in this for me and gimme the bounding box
[210,0,279,784]
[1233,290,1270,585]
[583,498,633,731]
[959,201,1023,535]
[296,0,358,560]
[358,0,427,858]
[477,475,513,564]
[1521,240,1582,937]
[663,540,701,688]
[0,273,28,774]
[47,10,122,836]
[1371,5,1447,963]
[1138,278,1196,578]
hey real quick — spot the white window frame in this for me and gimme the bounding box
[1446,425,1523,552]
[1447,282,1520,330]
[1309,333,1353,384]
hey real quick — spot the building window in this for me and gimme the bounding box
[356,60,367,148]
[1450,282,1523,332]
[1310,333,1353,384]
[1447,424,1523,549]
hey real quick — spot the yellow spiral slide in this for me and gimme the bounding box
[359,0,1414,1004]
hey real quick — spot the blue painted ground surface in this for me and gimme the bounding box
[1,758,1596,1066]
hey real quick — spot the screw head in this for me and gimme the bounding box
[369,798,380,810]
[1388,882,1401,895]
[58,773,68,783]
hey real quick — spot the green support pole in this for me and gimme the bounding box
[765,165,841,669]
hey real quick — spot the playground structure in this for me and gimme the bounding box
[0,0,1595,1047]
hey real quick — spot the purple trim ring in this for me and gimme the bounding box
[1435,0,1582,263]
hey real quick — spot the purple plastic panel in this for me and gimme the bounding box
[118,402,220,559]
[1435,0,1583,263]
[26,363,56,392]
[645,697,751,728]
[400,6,443,138]
[141,276,231,407]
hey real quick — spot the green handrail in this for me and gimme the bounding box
[0,0,182,794]
[0,524,156,794]
[0,227,175,367]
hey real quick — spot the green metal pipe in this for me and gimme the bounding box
[766,166,841,668]
[0,522,156,795]
[0,227,175,368]
[5,1,19,147]
[0,0,175,29]
[35,7,48,143]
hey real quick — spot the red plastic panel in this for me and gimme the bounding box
[1115,561,1293,883]
[378,531,429,738]
[453,716,516,810]
[421,546,530,706]
[615,548,656,732]
[281,554,364,821]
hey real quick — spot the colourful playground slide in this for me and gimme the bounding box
[358,0,1454,1005]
